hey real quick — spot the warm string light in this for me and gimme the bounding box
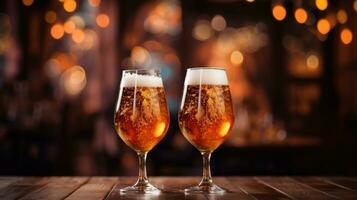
[317,19,330,35]
[294,8,308,24]
[272,4,287,21]
[72,29,85,43]
[22,0,34,6]
[64,21,76,33]
[337,9,348,24]
[51,23,64,39]
[45,11,57,24]
[306,54,319,70]
[88,0,101,7]
[96,14,110,28]
[340,28,353,45]
[316,0,328,11]
[230,50,244,65]
[63,0,77,13]
[211,15,226,31]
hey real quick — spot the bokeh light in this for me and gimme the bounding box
[340,28,353,45]
[211,15,226,31]
[192,20,213,41]
[272,5,286,21]
[51,23,64,39]
[131,46,151,66]
[61,65,87,96]
[69,15,85,28]
[317,19,330,35]
[354,0,357,12]
[22,0,34,6]
[306,54,319,70]
[63,0,77,13]
[64,21,76,33]
[230,50,244,65]
[337,10,348,24]
[315,0,328,11]
[96,14,110,28]
[45,11,56,24]
[80,30,97,50]
[88,0,101,7]
[294,8,308,24]
[72,29,85,43]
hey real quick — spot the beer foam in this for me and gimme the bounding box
[185,68,228,85]
[121,73,163,87]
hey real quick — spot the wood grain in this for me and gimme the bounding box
[0,177,50,200]
[227,177,292,200]
[323,177,357,191]
[256,177,337,199]
[0,176,356,200]
[293,177,357,199]
[65,177,117,200]
[0,177,23,190]
[18,177,89,200]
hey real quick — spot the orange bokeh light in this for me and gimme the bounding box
[51,24,64,39]
[63,0,77,13]
[272,5,286,21]
[96,14,110,28]
[88,0,101,7]
[316,0,328,11]
[64,21,76,33]
[72,29,85,43]
[340,28,353,45]
[294,8,308,24]
[337,10,348,24]
[22,0,34,6]
[45,11,57,24]
[317,19,330,35]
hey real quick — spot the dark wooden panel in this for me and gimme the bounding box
[18,177,89,200]
[294,177,357,199]
[256,177,337,200]
[323,177,357,191]
[228,177,292,200]
[65,177,117,200]
[0,177,50,200]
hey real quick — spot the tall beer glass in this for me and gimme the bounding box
[114,69,170,194]
[179,67,234,193]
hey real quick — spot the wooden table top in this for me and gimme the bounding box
[0,176,357,199]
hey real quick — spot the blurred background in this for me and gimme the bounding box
[0,0,356,176]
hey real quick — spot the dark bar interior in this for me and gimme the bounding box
[0,0,356,177]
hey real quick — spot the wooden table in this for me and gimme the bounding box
[0,176,357,199]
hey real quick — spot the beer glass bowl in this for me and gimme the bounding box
[114,69,170,194]
[179,67,235,194]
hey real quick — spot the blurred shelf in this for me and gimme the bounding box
[225,135,322,148]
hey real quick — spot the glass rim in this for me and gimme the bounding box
[187,67,226,71]
[122,68,161,74]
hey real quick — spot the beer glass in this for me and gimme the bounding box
[179,67,234,193]
[114,69,170,194]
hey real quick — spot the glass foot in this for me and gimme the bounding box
[120,181,161,194]
[184,182,227,194]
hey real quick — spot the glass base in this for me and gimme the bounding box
[120,181,161,194]
[184,182,227,194]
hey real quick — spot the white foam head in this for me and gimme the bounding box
[185,68,228,85]
[121,73,163,87]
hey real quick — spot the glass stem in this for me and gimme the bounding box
[137,152,148,185]
[200,151,213,185]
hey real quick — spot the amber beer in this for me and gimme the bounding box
[179,72,234,152]
[114,80,169,153]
